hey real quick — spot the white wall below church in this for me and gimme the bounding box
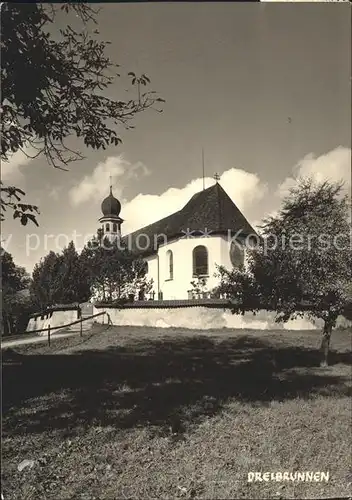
[93,305,351,331]
[26,309,79,335]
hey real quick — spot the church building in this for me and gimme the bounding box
[98,178,257,300]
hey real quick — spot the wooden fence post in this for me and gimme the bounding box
[48,324,51,346]
[80,318,83,337]
[107,312,112,326]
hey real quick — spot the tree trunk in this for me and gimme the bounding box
[7,316,12,336]
[2,313,9,336]
[320,317,334,367]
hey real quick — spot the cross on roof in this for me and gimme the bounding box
[213,173,220,182]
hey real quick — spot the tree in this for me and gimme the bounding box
[1,3,164,225]
[217,179,352,366]
[1,250,32,335]
[79,233,110,301]
[189,276,210,299]
[30,242,91,307]
[54,241,91,305]
[126,257,153,301]
[30,250,63,308]
[215,265,260,310]
[80,236,152,303]
[0,184,40,227]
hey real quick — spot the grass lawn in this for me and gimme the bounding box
[2,325,352,499]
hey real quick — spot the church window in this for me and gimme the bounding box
[106,223,110,232]
[193,245,208,276]
[166,250,173,280]
[112,223,117,233]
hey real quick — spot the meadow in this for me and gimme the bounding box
[2,325,351,499]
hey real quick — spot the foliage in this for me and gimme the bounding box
[1,250,33,335]
[30,241,90,308]
[256,179,351,324]
[189,276,210,299]
[217,178,352,365]
[0,183,40,225]
[214,265,260,311]
[54,241,91,304]
[1,3,164,225]
[1,250,30,295]
[80,235,152,303]
[30,251,63,308]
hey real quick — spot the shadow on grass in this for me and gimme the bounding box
[2,335,351,436]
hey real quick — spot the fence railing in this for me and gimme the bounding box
[2,311,112,346]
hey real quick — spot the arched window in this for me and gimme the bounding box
[166,250,173,280]
[106,223,110,232]
[112,223,117,233]
[193,245,208,276]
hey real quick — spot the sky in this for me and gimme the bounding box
[2,3,351,273]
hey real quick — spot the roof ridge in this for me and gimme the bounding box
[123,209,181,236]
[122,182,257,256]
[215,183,222,229]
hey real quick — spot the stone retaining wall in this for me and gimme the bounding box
[93,304,351,331]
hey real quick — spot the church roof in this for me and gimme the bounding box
[123,182,256,257]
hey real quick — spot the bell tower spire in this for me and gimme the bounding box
[98,178,123,243]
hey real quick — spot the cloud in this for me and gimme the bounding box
[2,147,35,183]
[121,169,268,234]
[70,146,350,240]
[277,146,351,199]
[69,155,150,206]
[70,156,267,235]
[119,146,350,237]
[48,186,64,201]
[218,168,269,212]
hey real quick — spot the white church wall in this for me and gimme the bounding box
[144,235,226,300]
[219,235,233,270]
[144,253,158,295]
[143,234,251,300]
[92,305,351,331]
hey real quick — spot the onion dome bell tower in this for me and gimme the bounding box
[98,183,123,242]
